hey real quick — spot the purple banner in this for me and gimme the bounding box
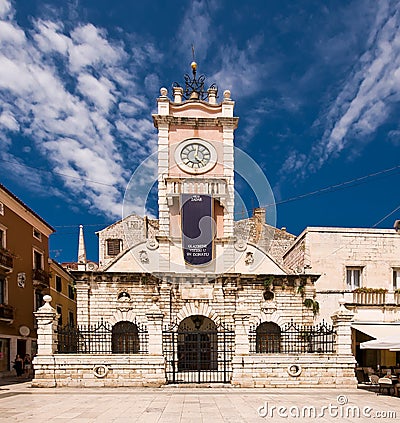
[181,194,214,265]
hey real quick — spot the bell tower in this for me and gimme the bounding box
[152,62,238,272]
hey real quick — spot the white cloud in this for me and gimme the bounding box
[0,110,18,131]
[0,20,25,44]
[119,100,147,116]
[281,0,400,178]
[0,56,35,95]
[388,129,400,145]
[320,5,400,160]
[33,20,71,55]
[69,24,124,72]
[77,74,116,111]
[0,2,158,218]
[211,35,265,99]
[176,0,215,63]
[0,0,12,20]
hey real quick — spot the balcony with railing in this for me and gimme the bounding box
[32,268,50,289]
[0,248,13,272]
[165,177,228,205]
[0,304,14,322]
[352,289,387,305]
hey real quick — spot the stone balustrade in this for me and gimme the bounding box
[166,178,227,196]
[353,291,386,305]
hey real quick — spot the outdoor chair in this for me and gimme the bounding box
[369,374,379,385]
[378,377,393,395]
[356,369,366,384]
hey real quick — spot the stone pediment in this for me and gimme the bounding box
[104,239,286,275]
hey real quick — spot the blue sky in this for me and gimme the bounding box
[0,0,399,263]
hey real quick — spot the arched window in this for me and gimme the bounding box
[256,322,281,353]
[112,321,139,354]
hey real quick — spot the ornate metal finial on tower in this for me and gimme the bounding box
[172,53,218,102]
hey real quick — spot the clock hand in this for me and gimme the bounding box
[193,144,201,162]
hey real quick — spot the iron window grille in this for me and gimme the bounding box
[249,319,336,354]
[57,318,148,354]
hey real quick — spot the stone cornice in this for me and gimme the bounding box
[71,271,319,285]
[152,115,239,129]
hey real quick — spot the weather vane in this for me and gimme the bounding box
[172,45,218,101]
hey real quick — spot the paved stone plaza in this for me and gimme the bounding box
[0,381,399,422]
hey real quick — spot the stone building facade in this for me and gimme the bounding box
[284,226,400,368]
[32,64,357,388]
[0,183,54,376]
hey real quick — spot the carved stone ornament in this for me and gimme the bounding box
[245,251,254,265]
[234,239,247,252]
[139,250,149,264]
[146,238,159,250]
[261,300,277,314]
[117,291,131,302]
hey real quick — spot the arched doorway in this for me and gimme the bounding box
[177,315,217,371]
[256,321,281,353]
[163,315,234,383]
[112,321,139,354]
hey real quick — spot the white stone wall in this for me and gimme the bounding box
[74,273,317,330]
[33,276,356,388]
[284,227,400,323]
[231,354,357,388]
[32,354,165,387]
[97,215,158,269]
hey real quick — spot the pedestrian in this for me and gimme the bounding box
[13,354,23,377]
[23,354,32,378]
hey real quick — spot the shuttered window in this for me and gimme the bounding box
[107,239,121,256]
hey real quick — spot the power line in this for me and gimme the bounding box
[273,164,400,207]
[3,155,398,227]
[234,163,400,217]
[372,204,400,227]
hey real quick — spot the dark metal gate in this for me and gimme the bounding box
[163,323,234,384]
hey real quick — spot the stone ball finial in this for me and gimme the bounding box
[223,89,231,99]
[43,295,52,304]
[160,87,168,97]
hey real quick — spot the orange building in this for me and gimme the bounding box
[49,259,76,328]
[0,183,54,376]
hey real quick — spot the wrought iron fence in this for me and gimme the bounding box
[57,318,148,354]
[163,322,235,384]
[249,319,335,354]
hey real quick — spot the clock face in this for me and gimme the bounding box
[175,138,217,174]
[180,143,211,169]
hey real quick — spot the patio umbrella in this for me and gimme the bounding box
[389,343,400,351]
[360,337,400,350]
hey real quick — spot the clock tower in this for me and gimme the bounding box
[152,62,238,273]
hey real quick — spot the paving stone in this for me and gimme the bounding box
[0,381,399,422]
